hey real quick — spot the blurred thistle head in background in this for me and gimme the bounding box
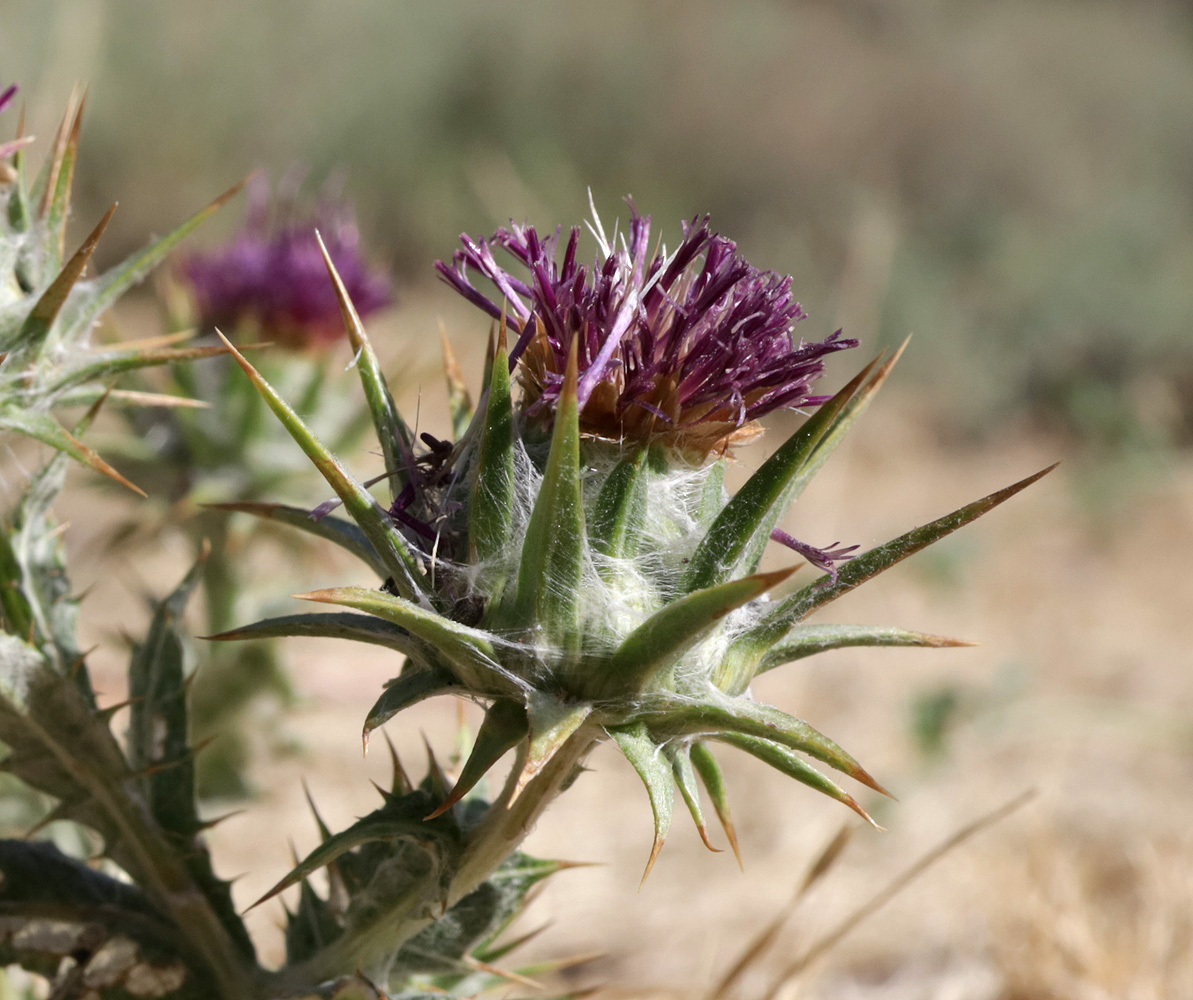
[437,200,857,457]
[182,173,393,349]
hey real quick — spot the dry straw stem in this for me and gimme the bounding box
[704,790,1037,1000]
[759,790,1038,1000]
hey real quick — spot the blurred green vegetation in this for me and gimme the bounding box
[5,0,1193,447]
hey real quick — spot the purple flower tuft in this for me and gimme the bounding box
[0,84,16,116]
[770,528,859,581]
[183,175,393,349]
[437,199,857,454]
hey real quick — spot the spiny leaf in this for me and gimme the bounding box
[87,178,247,319]
[40,91,84,272]
[209,611,432,665]
[206,501,388,580]
[127,550,206,835]
[0,633,257,985]
[758,624,975,675]
[715,732,879,828]
[514,337,584,647]
[644,694,890,798]
[44,341,242,398]
[362,665,462,749]
[294,587,519,698]
[217,333,429,603]
[666,743,718,852]
[511,694,592,801]
[682,356,880,593]
[53,386,210,409]
[690,742,741,868]
[469,318,515,565]
[127,550,258,961]
[285,875,342,965]
[249,802,451,911]
[735,463,1059,659]
[602,567,797,699]
[318,231,413,501]
[441,326,474,439]
[5,203,115,357]
[425,700,528,819]
[608,722,673,885]
[0,407,145,496]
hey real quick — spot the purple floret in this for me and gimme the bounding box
[0,84,16,115]
[183,176,392,349]
[437,201,856,453]
[770,528,859,581]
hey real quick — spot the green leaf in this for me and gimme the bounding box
[758,624,975,675]
[45,341,237,398]
[425,700,528,819]
[250,786,460,910]
[513,339,585,648]
[318,232,413,501]
[733,463,1059,661]
[127,552,258,963]
[469,323,516,566]
[392,851,562,982]
[600,567,797,699]
[210,610,431,663]
[216,333,429,604]
[294,587,520,698]
[363,664,463,746]
[666,743,718,852]
[608,722,673,884]
[86,179,246,321]
[206,502,389,580]
[3,203,115,358]
[39,96,83,275]
[714,732,878,827]
[127,553,205,837]
[690,742,740,867]
[285,877,343,966]
[643,693,889,797]
[0,405,145,495]
[682,357,881,593]
[511,694,592,800]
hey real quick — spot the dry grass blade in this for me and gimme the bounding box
[705,825,853,1000]
[760,789,1038,1000]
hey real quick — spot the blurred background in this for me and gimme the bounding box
[4,2,1193,998]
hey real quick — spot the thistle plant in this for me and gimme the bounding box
[204,201,1053,990]
[0,84,1053,998]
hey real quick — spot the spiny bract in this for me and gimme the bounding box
[217,203,1052,879]
[0,89,242,491]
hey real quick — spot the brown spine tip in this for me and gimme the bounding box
[639,833,667,889]
[695,822,722,854]
[852,765,897,801]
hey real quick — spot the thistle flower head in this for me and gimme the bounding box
[183,175,393,349]
[217,198,1051,905]
[437,201,857,455]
